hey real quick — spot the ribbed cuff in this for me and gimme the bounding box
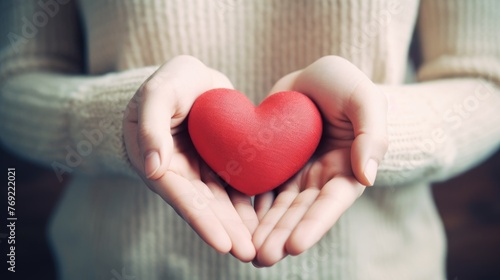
[375,79,500,187]
[68,66,158,178]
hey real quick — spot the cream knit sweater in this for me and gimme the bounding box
[1,0,500,279]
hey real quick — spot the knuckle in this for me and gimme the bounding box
[141,75,164,94]
[137,125,156,145]
[376,134,389,153]
[174,54,198,62]
[210,69,233,88]
[314,55,348,68]
[172,54,204,67]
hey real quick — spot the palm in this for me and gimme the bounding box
[122,56,260,262]
[167,126,204,179]
[252,119,365,267]
[272,120,356,195]
[151,126,259,261]
[251,56,385,267]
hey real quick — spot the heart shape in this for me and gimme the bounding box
[188,88,322,196]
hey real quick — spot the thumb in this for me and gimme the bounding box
[346,78,388,186]
[137,56,220,180]
[292,56,388,186]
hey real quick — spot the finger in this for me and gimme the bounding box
[137,56,210,180]
[351,134,387,186]
[209,68,235,90]
[286,175,365,256]
[201,167,256,262]
[347,80,388,186]
[226,187,259,234]
[294,56,388,186]
[268,70,302,94]
[122,120,142,174]
[254,192,275,221]
[254,188,320,267]
[252,187,299,251]
[123,90,150,175]
[151,170,232,254]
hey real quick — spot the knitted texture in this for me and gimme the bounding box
[188,89,323,195]
[1,0,499,279]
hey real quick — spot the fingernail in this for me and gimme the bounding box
[364,159,378,186]
[144,151,160,178]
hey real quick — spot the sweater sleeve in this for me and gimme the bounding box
[0,1,156,181]
[375,0,500,187]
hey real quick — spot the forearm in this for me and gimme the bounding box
[376,78,500,187]
[0,67,156,180]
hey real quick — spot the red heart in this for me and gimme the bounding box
[188,88,323,196]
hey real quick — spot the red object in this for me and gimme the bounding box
[188,88,323,196]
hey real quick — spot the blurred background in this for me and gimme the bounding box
[0,143,499,279]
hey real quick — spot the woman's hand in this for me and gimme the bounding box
[123,55,259,262]
[252,56,389,266]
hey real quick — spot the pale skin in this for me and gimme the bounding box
[123,55,388,266]
[253,56,388,266]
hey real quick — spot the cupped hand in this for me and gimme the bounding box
[123,55,259,262]
[252,56,389,266]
